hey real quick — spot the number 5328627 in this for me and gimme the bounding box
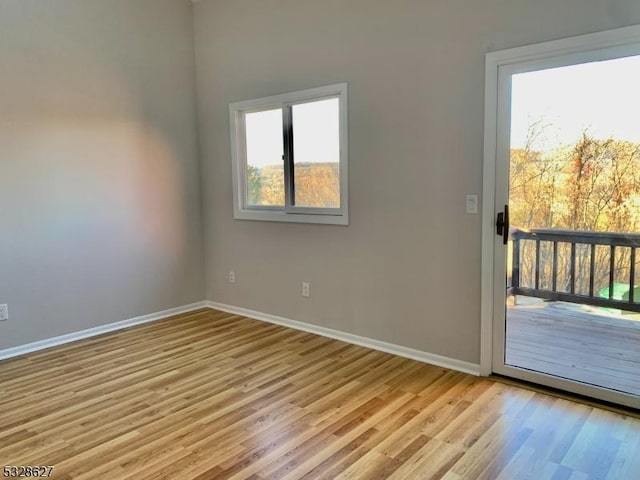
[3,466,54,477]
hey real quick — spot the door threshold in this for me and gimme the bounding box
[490,374,640,418]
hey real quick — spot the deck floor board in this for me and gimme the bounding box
[506,301,640,396]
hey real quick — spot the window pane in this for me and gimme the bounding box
[245,108,284,206]
[292,98,340,208]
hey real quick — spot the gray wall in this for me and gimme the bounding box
[3,0,639,363]
[194,0,640,364]
[0,0,204,349]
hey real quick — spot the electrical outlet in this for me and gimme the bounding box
[302,282,310,298]
[0,304,8,322]
[229,271,236,283]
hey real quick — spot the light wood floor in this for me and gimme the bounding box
[506,301,640,397]
[1,308,639,479]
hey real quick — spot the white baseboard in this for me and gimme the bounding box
[206,301,481,376]
[1,300,481,376]
[0,301,209,362]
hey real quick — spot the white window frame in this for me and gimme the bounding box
[230,83,349,225]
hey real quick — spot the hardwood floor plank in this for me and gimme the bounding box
[1,308,638,479]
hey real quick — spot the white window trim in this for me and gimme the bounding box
[229,83,349,225]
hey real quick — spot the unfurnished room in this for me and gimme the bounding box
[1,1,640,479]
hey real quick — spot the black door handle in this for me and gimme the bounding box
[496,205,509,245]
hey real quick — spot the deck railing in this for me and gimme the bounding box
[510,228,640,313]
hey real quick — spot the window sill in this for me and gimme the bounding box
[234,209,349,225]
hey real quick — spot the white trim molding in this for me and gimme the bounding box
[207,301,481,376]
[0,300,480,376]
[0,301,209,362]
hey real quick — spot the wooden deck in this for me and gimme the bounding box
[506,299,640,397]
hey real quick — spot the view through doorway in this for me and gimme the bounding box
[504,54,640,398]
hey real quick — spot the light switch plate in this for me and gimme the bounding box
[466,195,478,214]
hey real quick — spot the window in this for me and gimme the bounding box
[230,83,348,225]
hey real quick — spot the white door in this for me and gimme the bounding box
[482,26,640,409]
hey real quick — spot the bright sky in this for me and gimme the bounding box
[510,54,640,151]
[245,98,339,168]
[246,108,283,168]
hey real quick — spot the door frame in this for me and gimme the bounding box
[480,24,640,408]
